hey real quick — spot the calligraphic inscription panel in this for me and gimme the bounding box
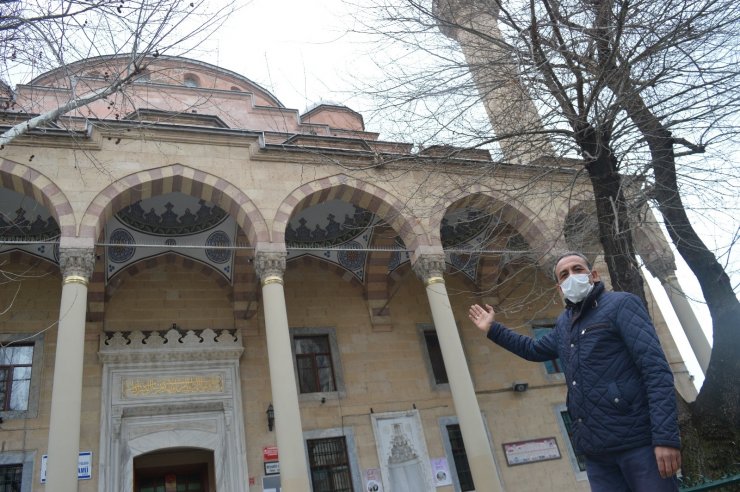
[122,374,224,398]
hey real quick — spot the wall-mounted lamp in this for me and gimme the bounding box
[266,403,275,432]
[512,382,529,392]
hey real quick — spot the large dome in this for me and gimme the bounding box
[28,54,285,108]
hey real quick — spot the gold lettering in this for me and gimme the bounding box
[123,375,224,398]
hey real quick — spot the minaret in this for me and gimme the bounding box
[433,0,554,163]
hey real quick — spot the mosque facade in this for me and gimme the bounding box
[0,53,698,492]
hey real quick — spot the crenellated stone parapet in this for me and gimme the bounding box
[99,328,244,364]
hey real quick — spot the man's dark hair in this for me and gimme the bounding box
[552,251,592,281]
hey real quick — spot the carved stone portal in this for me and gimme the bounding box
[372,410,434,492]
[97,329,247,492]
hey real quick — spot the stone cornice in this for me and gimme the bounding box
[0,115,262,149]
[252,144,589,185]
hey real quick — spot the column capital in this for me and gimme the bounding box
[413,253,447,286]
[254,250,287,285]
[644,256,677,283]
[59,245,95,285]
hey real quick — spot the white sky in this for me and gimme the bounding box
[204,0,373,113]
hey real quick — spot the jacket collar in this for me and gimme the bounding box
[566,281,605,320]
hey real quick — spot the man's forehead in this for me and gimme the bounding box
[556,255,589,271]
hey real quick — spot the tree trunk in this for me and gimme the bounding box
[619,93,740,481]
[577,125,647,303]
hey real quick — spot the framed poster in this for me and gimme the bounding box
[503,437,561,466]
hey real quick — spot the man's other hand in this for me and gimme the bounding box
[655,446,681,478]
[468,304,495,333]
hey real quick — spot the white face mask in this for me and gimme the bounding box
[560,273,594,303]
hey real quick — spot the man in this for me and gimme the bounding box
[469,252,681,492]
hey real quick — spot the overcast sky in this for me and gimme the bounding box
[203,0,373,112]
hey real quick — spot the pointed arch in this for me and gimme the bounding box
[430,186,558,258]
[272,174,429,252]
[0,158,76,237]
[79,164,268,243]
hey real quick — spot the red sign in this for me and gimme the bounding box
[164,474,177,492]
[263,446,279,462]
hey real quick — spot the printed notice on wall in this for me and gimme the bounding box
[364,468,383,492]
[40,452,93,483]
[503,437,561,466]
[431,457,452,486]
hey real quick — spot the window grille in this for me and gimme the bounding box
[446,424,475,491]
[0,464,22,492]
[307,437,354,492]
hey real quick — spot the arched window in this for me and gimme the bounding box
[183,74,200,88]
[135,69,151,83]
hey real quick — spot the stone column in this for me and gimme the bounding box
[254,247,311,492]
[413,252,503,491]
[661,274,711,374]
[46,238,95,492]
[641,246,711,375]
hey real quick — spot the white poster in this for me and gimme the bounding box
[364,468,384,492]
[431,457,452,486]
[40,452,93,483]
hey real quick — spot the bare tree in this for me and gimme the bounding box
[355,0,739,481]
[0,0,237,146]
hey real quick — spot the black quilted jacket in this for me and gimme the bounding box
[487,282,681,455]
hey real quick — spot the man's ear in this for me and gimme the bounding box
[591,269,600,282]
[555,280,563,292]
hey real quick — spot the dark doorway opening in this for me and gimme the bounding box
[134,448,215,492]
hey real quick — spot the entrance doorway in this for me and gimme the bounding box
[134,448,215,492]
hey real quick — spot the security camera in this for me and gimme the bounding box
[512,382,529,392]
